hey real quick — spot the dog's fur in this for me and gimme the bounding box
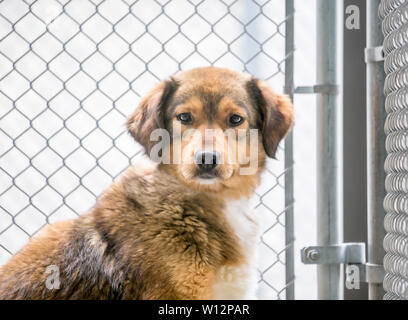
[0,67,292,299]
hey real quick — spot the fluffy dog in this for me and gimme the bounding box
[0,67,293,299]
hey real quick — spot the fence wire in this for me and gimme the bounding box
[380,0,408,300]
[0,0,293,299]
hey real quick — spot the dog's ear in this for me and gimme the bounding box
[247,78,293,158]
[127,79,178,154]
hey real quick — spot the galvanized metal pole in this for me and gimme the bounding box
[284,0,295,300]
[366,0,386,300]
[316,0,344,300]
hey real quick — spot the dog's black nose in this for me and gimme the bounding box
[194,150,220,173]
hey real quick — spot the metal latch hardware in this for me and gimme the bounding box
[365,46,385,63]
[301,243,385,284]
[301,243,366,265]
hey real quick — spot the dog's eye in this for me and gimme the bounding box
[228,114,244,126]
[176,112,193,124]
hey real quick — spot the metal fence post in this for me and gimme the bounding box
[316,0,344,300]
[284,0,295,300]
[366,0,386,300]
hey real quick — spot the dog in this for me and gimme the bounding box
[0,67,293,299]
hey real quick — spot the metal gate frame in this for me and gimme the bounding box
[366,0,387,300]
[298,0,347,300]
[301,0,408,301]
[300,0,389,300]
[284,0,295,300]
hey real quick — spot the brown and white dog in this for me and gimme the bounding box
[0,67,292,299]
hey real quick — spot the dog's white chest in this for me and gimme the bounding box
[213,199,259,300]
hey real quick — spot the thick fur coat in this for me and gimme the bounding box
[0,67,293,299]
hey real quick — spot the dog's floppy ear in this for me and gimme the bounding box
[127,79,178,154]
[247,78,293,158]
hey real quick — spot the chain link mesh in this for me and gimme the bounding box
[0,0,293,299]
[380,0,408,300]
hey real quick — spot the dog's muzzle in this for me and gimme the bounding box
[194,150,220,179]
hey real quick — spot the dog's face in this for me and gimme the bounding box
[127,67,293,196]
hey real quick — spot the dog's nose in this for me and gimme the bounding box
[194,150,220,172]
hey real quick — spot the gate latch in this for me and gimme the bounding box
[365,46,385,63]
[301,243,366,265]
[301,243,385,284]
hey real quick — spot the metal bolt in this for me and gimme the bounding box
[307,249,320,261]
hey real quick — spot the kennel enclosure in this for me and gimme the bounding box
[0,0,407,300]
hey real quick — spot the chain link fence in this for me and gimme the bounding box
[0,0,293,299]
[380,0,408,300]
